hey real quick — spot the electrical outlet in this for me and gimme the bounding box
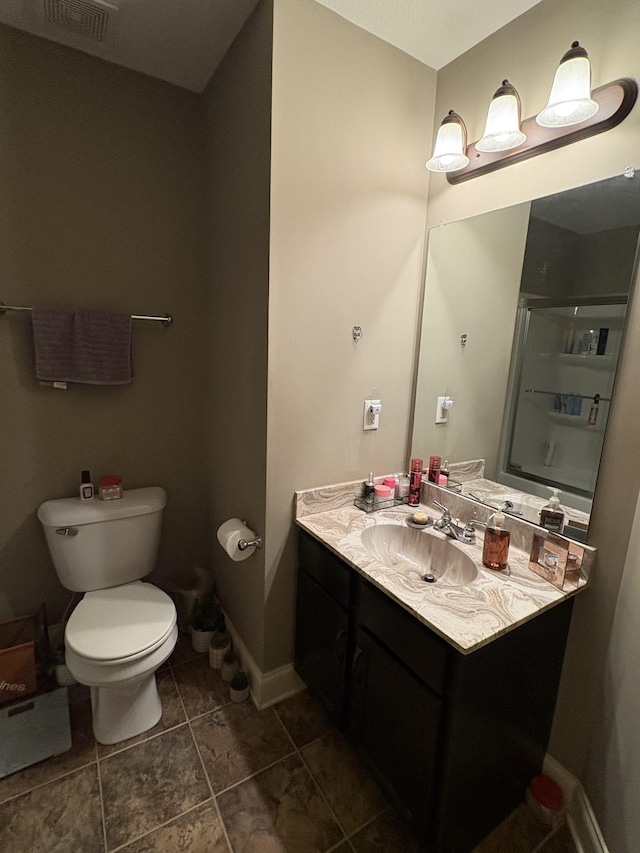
[436,396,453,424]
[363,399,382,430]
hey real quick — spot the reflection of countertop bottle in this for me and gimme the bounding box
[588,394,600,426]
[539,488,565,534]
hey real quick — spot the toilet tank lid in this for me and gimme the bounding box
[37,486,167,528]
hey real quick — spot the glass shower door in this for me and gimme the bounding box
[505,297,626,499]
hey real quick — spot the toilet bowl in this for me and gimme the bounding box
[37,486,178,745]
[64,581,178,744]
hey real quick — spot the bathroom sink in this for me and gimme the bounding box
[360,524,478,586]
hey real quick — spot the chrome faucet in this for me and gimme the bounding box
[433,500,477,544]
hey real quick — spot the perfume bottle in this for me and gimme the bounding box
[482,510,510,571]
[408,458,423,507]
[588,394,600,426]
[79,470,94,502]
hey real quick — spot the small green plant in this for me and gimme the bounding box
[209,629,230,649]
[191,593,225,632]
[223,648,237,664]
[231,671,249,691]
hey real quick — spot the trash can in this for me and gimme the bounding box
[167,567,215,633]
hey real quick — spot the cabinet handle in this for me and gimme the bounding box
[352,646,365,684]
[335,628,346,663]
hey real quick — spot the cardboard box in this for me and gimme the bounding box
[0,615,37,705]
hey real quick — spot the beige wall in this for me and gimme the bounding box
[202,1,273,668]
[266,0,436,669]
[0,25,208,622]
[412,204,530,476]
[431,0,640,844]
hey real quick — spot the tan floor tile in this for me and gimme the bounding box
[350,809,421,852]
[217,754,343,853]
[100,724,210,850]
[302,733,388,836]
[0,765,103,852]
[192,702,293,792]
[120,801,229,852]
[98,669,186,757]
[474,804,549,853]
[0,696,95,805]
[169,632,203,667]
[274,689,334,748]
[173,655,230,718]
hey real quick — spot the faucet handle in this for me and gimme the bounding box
[433,499,451,521]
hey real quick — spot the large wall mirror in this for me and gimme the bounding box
[411,171,640,541]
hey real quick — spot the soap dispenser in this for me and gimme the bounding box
[482,510,510,571]
[539,488,565,534]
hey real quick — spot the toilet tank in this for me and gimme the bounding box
[37,486,167,592]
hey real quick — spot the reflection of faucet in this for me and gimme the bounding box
[433,500,477,544]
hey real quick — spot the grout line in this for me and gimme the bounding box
[212,747,299,798]
[176,674,234,853]
[106,800,213,853]
[180,696,233,853]
[0,758,98,806]
[272,707,352,848]
[96,720,187,762]
[94,741,109,853]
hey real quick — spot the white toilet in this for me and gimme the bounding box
[37,486,178,745]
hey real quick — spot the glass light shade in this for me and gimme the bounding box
[537,43,599,127]
[426,111,469,173]
[476,81,527,153]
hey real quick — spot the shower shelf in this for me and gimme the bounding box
[555,353,616,369]
[546,411,604,431]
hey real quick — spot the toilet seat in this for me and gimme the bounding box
[65,582,176,664]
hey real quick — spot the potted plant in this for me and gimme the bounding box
[229,670,250,703]
[220,647,240,682]
[190,593,225,653]
[208,629,231,669]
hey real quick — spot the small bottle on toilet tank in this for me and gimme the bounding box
[79,470,94,502]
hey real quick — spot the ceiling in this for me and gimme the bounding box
[0,0,543,93]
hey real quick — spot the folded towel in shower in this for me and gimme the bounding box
[31,308,133,385]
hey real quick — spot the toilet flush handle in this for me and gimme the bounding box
[55,527,78,537]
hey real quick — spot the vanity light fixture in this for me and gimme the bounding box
[426,41,637,184]
[476,80,526,153]
[425,111,469,173]
[536,42,599,128]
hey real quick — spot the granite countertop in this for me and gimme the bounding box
[295,481,590,655]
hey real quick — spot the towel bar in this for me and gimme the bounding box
[0,302,172,326]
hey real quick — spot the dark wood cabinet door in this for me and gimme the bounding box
[295,567,348,724]
[349,626,442,837]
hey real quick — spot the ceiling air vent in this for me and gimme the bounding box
[44,0,117,42]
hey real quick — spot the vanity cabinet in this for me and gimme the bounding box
[295,529,574,852]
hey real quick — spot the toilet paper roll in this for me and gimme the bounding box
[217,517,257,562]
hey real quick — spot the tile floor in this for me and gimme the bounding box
[0,635,577,852]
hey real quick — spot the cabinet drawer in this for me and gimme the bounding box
[358,580,449,696]
[298,530,351,609]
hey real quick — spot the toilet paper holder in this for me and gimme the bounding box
[238,524,263,552]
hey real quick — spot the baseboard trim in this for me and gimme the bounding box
[224,616,305,710]
[543,754,608,853]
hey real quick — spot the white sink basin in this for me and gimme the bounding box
[360,524,478,587]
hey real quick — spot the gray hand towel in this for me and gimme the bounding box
[31,308,133,385]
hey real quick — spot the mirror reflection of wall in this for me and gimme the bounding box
[411,172,640,538]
